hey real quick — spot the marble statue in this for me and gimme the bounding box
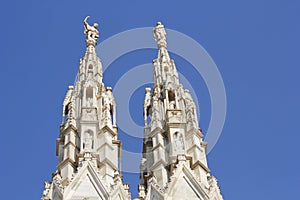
[84,16,99,46]
[153,22,166,46]
[84,131,93,150]
[143,88,151,126]
[174,132,184,151]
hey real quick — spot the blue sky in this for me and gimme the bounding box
[0,0,299,199]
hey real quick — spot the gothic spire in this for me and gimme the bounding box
[41,17,130,200]
[139,22,223,200]
[77,16,103,84]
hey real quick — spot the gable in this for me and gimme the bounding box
[63,162,109,200]
[170,175,203,200]
[67,174,103,200]
[164,163,210,200]
[110,181,131,200]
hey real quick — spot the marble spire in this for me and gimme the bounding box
[41,17,131,200]
[138,22,223,200]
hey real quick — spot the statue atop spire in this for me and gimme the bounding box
[84,16,99,47]
[153,21,167,48]
[139,22,224,200]
[41,17,131,200]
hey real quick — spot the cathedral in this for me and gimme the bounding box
[41,17,224,200]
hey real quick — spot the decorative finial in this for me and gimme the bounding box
[153,21,167,48]
[83,16,99,47]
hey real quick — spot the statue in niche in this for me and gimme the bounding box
[169,100,176,109]
[168,90,176,109]
[84,131,93,150]
[86,97,93,107]
[84,16,99,46]
[87,70,93,79]
[85,86,94,107]
[173,132,184,152]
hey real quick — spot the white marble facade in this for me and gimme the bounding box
[41,18,223,200]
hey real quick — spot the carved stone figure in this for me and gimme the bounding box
[152,100,160,118]
[184,90,195,110]
[84,16,99,46]
[103,93,112,110]
[87,97,93,107]
[143,88,151,126]
[105,87,114,109]
[84,131,93,150]
[41,20,224,200]
[150,96,162,130]
[42,181,51,197]
[153,22,166,47]
[153,86,161,100]
[140,158,147,172]
[169,100,176,109]
[102,91,113,126]
[174,132,184,152]
[65,97,76,127]
[183,89,198,129]
[83,108,96,121]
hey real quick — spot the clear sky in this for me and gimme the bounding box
[0,0,299,199]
